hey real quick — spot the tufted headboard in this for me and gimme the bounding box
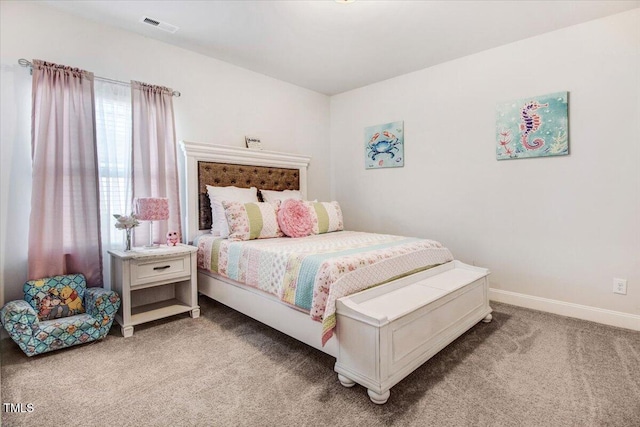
[197,162,300,231]
[180,141,311,242]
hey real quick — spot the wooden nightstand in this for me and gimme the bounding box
[108,244,199,337]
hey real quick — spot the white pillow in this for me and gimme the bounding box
[206,185,259,237]
[260,189,303,203]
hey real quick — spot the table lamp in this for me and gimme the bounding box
[135,197,169,248]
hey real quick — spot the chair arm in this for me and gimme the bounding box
[0,300,39,338]
[84,288,121,320]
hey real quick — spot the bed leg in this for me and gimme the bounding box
[337,374,355,388]
[482,313,493,323]
[367,389,390,405]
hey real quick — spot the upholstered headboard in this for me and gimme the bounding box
[180,141,311,242]
[197,161,300,231]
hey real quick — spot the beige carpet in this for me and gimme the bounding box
[1,299,639,426]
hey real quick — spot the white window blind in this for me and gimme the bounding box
[94,80,132,287]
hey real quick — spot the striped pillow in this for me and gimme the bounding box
[222,201,283,241]
[307,201,344,234]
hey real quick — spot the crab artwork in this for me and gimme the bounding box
[368,131,401,161]
[364,121,404,169]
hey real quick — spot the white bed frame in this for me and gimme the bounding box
[180,141,492,404]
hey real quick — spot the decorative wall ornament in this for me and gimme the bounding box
[496,91,569,160]
[245,136,263,150]
[364,121,404,169]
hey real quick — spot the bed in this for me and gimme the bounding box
[181,141,492,404]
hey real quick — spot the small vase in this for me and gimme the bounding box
[125,229,132,251]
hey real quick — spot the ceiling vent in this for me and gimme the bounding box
[139,16,179,34]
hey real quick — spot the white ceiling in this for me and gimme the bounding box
[41,0,639,95]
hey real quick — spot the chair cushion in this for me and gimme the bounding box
[24,274,86,321]
[34,314,102,353]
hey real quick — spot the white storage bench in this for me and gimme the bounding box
[334,260,492,404]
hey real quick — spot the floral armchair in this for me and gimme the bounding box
[0,274,120,357]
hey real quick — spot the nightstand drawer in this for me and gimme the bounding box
[130,255,190,287]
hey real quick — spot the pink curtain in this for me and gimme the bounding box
[131,81,181,246]
[28,60,103,286]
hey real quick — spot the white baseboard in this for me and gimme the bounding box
[489,288,640,331]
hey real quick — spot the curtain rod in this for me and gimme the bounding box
[18,58,181,97]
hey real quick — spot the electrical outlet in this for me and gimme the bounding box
[613,278,627,295]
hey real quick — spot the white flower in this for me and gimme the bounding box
[113,213,140,230]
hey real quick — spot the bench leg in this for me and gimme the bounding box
[337,374,355,388]
[367,389,390,405]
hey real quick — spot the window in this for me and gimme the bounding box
[94,80,132,286]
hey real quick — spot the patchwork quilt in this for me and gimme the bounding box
[197,231,453,344]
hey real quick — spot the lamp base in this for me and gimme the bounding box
[145,221,160,249]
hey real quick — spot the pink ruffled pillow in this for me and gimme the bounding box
[277,199,313,238]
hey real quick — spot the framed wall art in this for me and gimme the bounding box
[496,91,569,160]
[364,121,404,169]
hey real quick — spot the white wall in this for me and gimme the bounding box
[331,10,640,318]
[0,1,331,304]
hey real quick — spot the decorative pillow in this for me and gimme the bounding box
[260,189,303,204]
[307,201,344,234]
[206,185,259,237]
[222,201,283,241]
[277,199,313,238]
[24,274,86,321]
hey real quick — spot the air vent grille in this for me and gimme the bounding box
[139,16,179,34]
[143,17,160,26]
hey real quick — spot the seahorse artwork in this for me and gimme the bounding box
[496,91,569,160]
[520,101,549,150]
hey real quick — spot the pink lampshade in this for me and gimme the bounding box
[135,197,169,221]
